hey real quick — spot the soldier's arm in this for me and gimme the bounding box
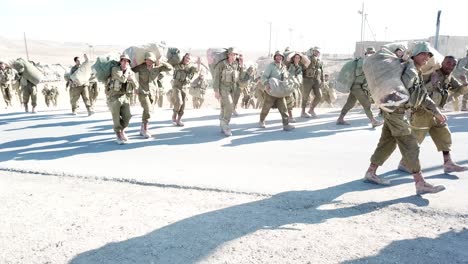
[261,64,272,85]
[212,63,223,93]
[111,67,129,83]
[158,62,173,72]
[448,76,465,94]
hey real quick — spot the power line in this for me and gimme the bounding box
[365,15,377,41]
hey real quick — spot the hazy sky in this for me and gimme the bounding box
[1,0,465,54]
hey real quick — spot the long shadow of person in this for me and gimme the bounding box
[342,229,468,263]
[70,179,429,264]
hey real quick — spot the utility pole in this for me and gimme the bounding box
[268,22,272,57]
[358,2,365,54]
[23,32,30,61]
[434,10,442,50]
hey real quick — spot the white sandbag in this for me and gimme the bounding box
[267,77,294,98]
[363,47,408,112]
[12,58,44,85]
[124,43,164,67]
[419,46,444,76]
[70,59,92,86]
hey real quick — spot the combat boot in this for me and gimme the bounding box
[24,104,29,113]
[172,112,177,126]
[222,127,232,137]
[363,164,390,185]
[283,124,295,131]
[87,107,94,116]
[259,121,266,128]
[301,111,311,118]
[31,106,37,113]
[308,108,318,118]
[443,160,468,173]
[288,110,296,123]
[336,114,350,125]
[115,132,125,145]
[415,180,445,195]
[141,122,152,139]
[121,129,129,142]
[232,109,239,116]
[176,114,184,127]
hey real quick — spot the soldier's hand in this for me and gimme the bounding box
[435,113,447,124]
[214,91,220,100]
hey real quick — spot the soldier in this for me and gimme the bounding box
[69,56,93,116]
[0,61,14,108]
[171,53,199,126]
[189,71,208,109]
[336,47,382,127]
[41,84,59,107]
[320,74,336,107]
[451,49,468,111]
[108,54,138,145]
[301,46,324,118]
[397,56,467,174]
[287,53,303,122]
[132,52,173,138]
[259,51,295,131]
[213,47,243,136]
[156,72,166,108]
[364,42,446,195]
[18,71,38,113]
[236,65,255,114]
[88,73,99,109]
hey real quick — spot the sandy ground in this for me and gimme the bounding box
[0,89,467,264]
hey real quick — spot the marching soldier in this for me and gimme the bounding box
[0,61,14,108]
[301,47,324,118]
[69,56,93,116]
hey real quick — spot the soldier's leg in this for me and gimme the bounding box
[353,88,374,120]
[45,97,51,107]
[337,91,357,124]
[395,134,421,173]
[139,94,152,123]
[260,94,275,123]
[301,78,313,116]
[109,99,123,133]
[370,122,397,166]
[410,110,432,145]
[30,86,37,109]
[232,87,241,115]
[80,85,92,111]
[220,89,233,128]
[157,90,164,108]
[309,80,322,116]
[172,88,182,121]
[199,97,204,108]
[276,97,291,128]
[429,123,452,152]
[70,87,81,113]
[120,101,132,130]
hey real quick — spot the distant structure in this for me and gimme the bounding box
[354,35,468,58]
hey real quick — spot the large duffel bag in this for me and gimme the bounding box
[11,58,44,85]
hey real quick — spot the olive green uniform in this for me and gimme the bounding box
[213,60,242,129]
[133,62,172,122]
[370,60,441,173]
[288,63,302,110]
[260,62,290,125]
[340,58,375,119]
[189,76,208,109]
[20,77,37,108]
[301,55,323,109]
[172,63,197,116]
[42,85,59,107]
[410,69,463,151]
[88,75,99,108]
[108,66,138,133]
[0,67,14,106]
[69,65,92,113]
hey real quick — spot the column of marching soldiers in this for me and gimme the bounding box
[0,43,467,195]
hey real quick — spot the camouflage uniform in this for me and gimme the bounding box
[42,84,59,107]
[288,63,302,110]
[133,61,172,123]
[411,68,464,151]
[172,62,197,123]
[260,58,291,129]
[108,64,138,140]
[370,60,440,173]
[301,48,323,116]
[234,66,254,113]
[0,66,14,107]
[69,65,92,114]
[213,59,242,131]
[339,58,375,120]
[88,74,99,109]
[156,73,166,108]
[320,79,334,106]
[189,75,208,109]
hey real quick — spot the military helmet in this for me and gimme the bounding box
[312,46,321,52]
[227,47,240,55]
[365,47,376,54]
[411,42,434,58]
[145,52,157,62]
[273,50,284,59]
[120,54,131,63]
